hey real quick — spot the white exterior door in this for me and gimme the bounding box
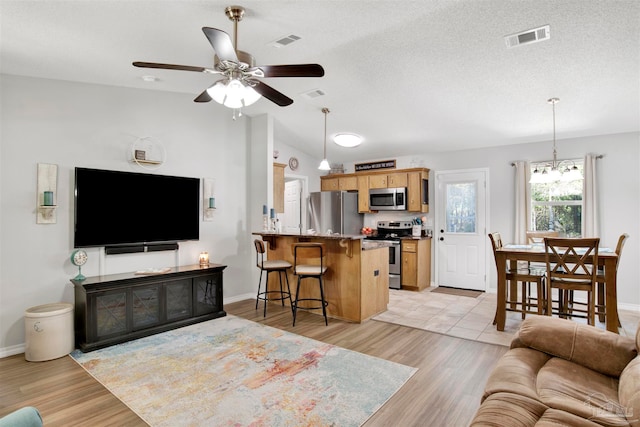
[435,169,488,291]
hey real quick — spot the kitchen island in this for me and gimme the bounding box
[253,232,389,322]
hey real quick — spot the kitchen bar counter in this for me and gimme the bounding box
[252,232,389,322]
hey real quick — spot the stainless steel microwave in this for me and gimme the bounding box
[369,187,407,211]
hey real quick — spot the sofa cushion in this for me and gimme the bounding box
[470,392,604,427]
[619,357,640,427]
[482,348,551,402]
[470,392,549,427]
[537,358,627,426]
[515,316,637,377]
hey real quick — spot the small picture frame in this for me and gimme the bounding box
[134,150,146,160]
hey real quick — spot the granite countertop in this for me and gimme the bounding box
[253,231,366,240]
[400,236,433,240]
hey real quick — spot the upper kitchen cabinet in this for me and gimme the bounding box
[368,172,407,189]
[320,167,429,213]
[273,163,286,213]
[407,170,429,213]
[320,175,358,191]
[357,175,370,213]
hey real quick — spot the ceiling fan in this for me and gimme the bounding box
[133,5,324,110]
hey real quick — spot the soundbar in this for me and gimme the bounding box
[105,242,179,255]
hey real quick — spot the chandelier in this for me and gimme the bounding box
[529,98,582,184]
[318,107,331,171]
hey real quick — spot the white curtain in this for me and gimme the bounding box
[582,153,599,237]
[513,161,530,244]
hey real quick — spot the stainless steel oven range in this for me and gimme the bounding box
[365,220,413,289]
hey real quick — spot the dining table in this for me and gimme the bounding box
[495,243,619,333]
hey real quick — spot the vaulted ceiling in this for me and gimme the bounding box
[2,0,638,163]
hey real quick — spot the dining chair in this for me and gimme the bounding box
[595,233,628,325]
[544,237,599,325]
[488,232,546,320]
[291,242,329,326]
[253,239,293,317]
[526,230,559,244]
[524,230,559,309]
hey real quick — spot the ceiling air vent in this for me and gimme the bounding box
[301,89,326,99]
[269,34,301,48]
[504,25,550,48]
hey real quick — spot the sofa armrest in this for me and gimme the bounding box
[0,407,43,427]
[516,316,637,377]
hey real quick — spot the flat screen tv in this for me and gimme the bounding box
[74,167,200,248]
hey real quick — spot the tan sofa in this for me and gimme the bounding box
[470,316,639,426]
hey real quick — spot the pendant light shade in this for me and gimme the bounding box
[318,107,331,170]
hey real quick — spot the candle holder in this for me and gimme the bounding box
[199,252,209,266]
[263,214,270,231]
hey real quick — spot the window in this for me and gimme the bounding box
[530,161,584,237]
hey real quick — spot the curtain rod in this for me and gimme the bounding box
[510,154,603,167]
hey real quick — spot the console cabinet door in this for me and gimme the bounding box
[194,272,223,316]
[132,284,161,330]
[93,290,128,341]
[165,279,192,321]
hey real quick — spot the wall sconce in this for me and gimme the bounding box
[199,251,210,266]
[37,163,58,224]
[203,178,216,221]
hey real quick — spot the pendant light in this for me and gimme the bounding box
[318,107,331,171]
[529,97,582,183]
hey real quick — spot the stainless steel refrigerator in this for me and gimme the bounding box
[308,191,363,235]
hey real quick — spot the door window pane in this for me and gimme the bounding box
[446,182,476,233]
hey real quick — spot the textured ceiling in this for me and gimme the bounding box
[1,0,639,163]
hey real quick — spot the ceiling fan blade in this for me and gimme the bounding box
[249,80,293,107]
[194,90,212,103]
[202,27,238,63]
[133,61,220,74]
[247,64,325,78]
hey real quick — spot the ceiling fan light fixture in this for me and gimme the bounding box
[333,133,363,148]
[207,78,262,109]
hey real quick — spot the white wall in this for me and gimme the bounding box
[0,75,259,354]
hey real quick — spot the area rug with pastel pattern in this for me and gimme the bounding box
[70,315,417,427]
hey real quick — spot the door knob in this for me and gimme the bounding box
[439,237,444,241]
[440,229,444,233]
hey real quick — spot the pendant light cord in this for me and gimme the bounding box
[322,107,330,159]
[548,97,559,169]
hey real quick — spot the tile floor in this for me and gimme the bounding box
[372,287,640,347]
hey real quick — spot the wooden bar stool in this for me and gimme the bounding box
[292,242,328,326]
[254,239,293,317]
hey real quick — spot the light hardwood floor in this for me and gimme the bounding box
[0,299,508,426]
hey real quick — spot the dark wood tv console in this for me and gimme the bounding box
[72,264,226,352]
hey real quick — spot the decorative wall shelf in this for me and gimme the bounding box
[130,136,165,169]
[203,178,216,221]
[37,163,58,224]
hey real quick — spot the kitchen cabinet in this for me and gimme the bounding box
[320,167,429,213]
[273,162,286,213]
[388,172,408,187]
[368,174,388,189]
[357,175,370,213]
[368,172,407,189]
[401,238,431,291]
[321,176,358,191]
